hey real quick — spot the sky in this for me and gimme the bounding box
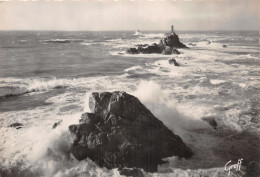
[0,0,259,31]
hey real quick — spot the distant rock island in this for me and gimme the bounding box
[68,91,193,174]
[127,25,188,55]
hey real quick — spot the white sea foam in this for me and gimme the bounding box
[44,39,84,43]
[110,51,170,58]
[139,33,165,39]
[79,42,92,46]
[210,79,226,85]
[195,40,223,49]
[105,38,122,42]
[0,77,114,97]
[0,109,123,177]
[25,78,68,92]
[124,66,143,72]
[0,78,69,97]
[132,81,210,133]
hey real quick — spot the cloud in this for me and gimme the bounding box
[0,0,258,31]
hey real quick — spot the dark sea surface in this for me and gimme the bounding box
[0,31,259,176]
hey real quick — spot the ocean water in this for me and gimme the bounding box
[0,31,259,177]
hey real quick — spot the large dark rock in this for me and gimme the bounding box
[69,91,193,173]
[127,31,187,55]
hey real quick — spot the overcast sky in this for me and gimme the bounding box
[0,0,259,31]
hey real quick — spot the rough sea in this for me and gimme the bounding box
[0,31,259,177]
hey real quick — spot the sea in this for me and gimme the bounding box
[0,30,259,177]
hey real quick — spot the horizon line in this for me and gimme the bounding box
[0,29,259,32]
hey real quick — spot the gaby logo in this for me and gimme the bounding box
[225,159,243,175]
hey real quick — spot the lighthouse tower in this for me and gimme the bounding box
[171,25,175,35]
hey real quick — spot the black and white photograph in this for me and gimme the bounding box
[0,0,259,176]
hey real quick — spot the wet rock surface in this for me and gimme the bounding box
[69,91,193,173]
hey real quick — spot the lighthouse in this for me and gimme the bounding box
[171,25,175,34]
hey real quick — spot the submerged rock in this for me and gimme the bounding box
[53,120,62,129]
[9,122,23,129]
[69,91,193,172]
[168,58,180,66]
[201,116,217,129]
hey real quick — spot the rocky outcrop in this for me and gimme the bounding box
[127,31,187,55]
[69,91,193,173]
[159,33,187,48]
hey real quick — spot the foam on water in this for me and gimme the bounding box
[139,33,165,39]
[110,51,170,58]
[0,78,69,97]
[210,79,227,85]
[79,42,92,46]
[106,38,122,42]
[124,66,143,72]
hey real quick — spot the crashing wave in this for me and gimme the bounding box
[44,39,84,43]
[0,78,68,97]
